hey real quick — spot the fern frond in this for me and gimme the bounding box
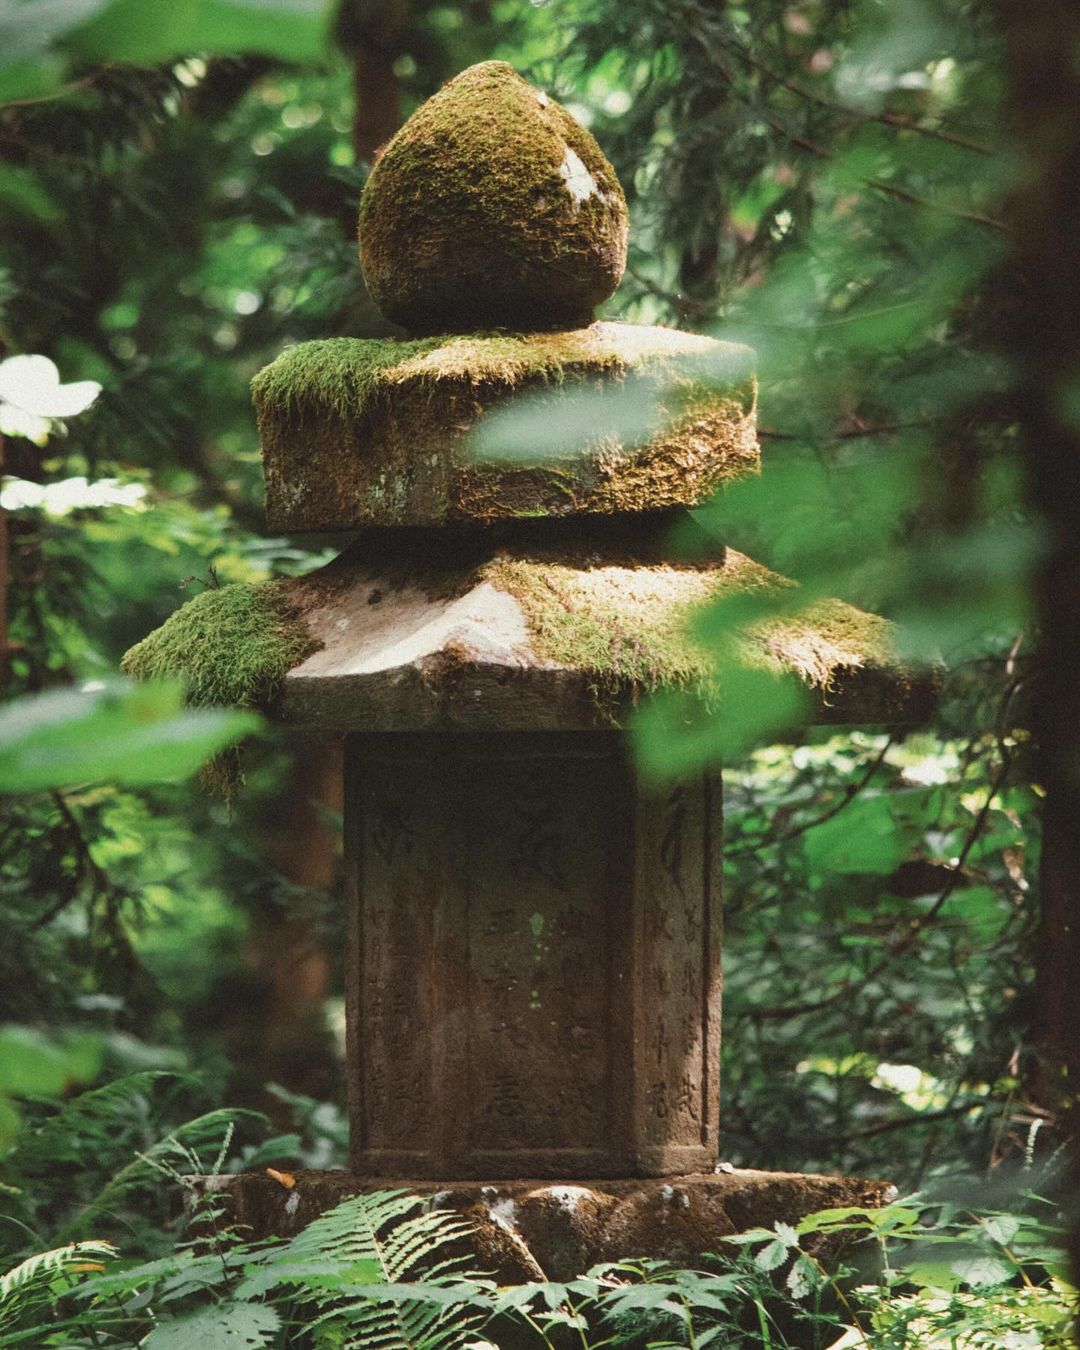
[18,1071,170,1161]
[0,1240,116,1304]
[271,1192,484,1350]
[59,1107,264,1240]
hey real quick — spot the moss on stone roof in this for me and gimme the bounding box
[482,550,896,710]
[120,580,317,795]
[251,336,445,423]
[358,61,629,332]
[251,324,753,429]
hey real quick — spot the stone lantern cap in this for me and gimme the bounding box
[358,61,629,333]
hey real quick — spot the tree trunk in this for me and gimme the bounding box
[335,0,409,163]
[254,736,344,1108]
[1002,0,1080,1298]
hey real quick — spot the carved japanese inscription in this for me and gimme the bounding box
[344,732,722,1179]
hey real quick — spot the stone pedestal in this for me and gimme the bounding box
[196,1170,897,1280]
[346,732,722,1179]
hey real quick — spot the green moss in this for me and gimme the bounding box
[485,554,897,713]
[252,324,752,427]
[120,581,316,796]
[486,561,720,708]
[251,336,445,423]
[752,597,894,686]
[358,61,628,332]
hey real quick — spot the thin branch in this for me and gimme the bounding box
[711,27,995,157]
[746,665,1021,1020]
[759,418,939,443]
[840,1101,982,1143]
[625,265,715,320]
[0,71,106,111]
[686,25,1006,233]
[32,792,111,929]
[727,735,895,857]
[866,174,1006,233]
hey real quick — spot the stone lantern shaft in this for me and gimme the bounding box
[346,732,721,1178]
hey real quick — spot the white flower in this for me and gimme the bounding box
[0,476,146,515]
[0,354,101,446]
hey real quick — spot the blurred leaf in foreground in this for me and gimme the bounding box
[0,680,259,794]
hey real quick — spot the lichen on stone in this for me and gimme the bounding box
[120,580,317,795]
[358,61,629,332]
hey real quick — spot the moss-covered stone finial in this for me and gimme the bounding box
[358,61,629,333]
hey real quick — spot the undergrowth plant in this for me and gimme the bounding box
[0,1100,1074,1350]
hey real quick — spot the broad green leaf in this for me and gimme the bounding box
[796,1205,894,1235]
[0,1027,101,1097]
[983,1214,1022,1247]
[804,788,937,875]
[0,1027,102,1152]
[0,165,61,226]
[0,1098,20,1154]
[65,0,332,66]
[936,886,1006,943]
[62,0,204,64]
[951,1254,1012,1288]
[143,1301,280,1348]
[785,1254,821,1300]
[191,0,333,64]
[0,59,64,103]
[635,666,808,778]
[471,378,666,462]
[904,1259,962,1292]
[0,680,259,793]
[753,1238,789,1272]
[0,1028,69,1097]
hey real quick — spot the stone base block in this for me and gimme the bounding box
[194,1169,896,1282]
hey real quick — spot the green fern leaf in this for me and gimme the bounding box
[0,1240,116,1304]
[264,1191,484,1350]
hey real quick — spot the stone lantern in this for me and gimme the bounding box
[127,62,933,1269]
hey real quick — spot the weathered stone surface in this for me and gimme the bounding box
[274,514,939,733]
[343,732,722,1178]
[254,324,758,532]
[358,62,628,332]
[195,1170,897,1278]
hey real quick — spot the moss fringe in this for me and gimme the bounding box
[251,326,754,427]
[483,554,896,715]
[120,580,317,798]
